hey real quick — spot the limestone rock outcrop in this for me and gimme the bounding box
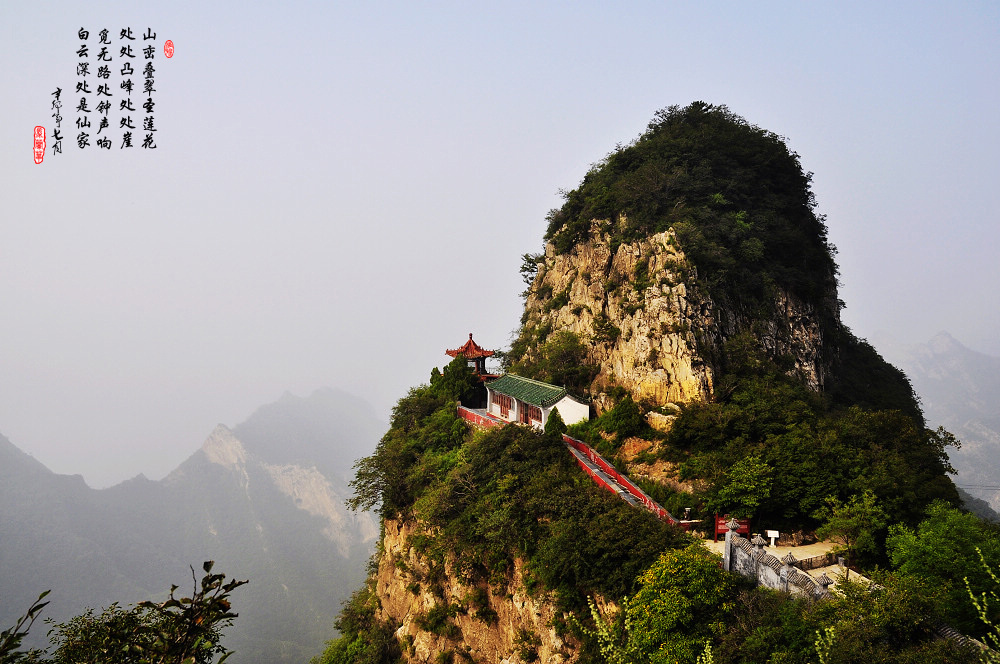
[376,519,580,664]
[519,222,835,412]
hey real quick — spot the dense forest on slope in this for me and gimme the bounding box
[655,337,958,535]
[323,359,995,664]
[349,358,689,608]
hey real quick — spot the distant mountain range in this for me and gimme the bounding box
[876,332,1000,516]
[0,388,383,664]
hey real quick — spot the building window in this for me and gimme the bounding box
[526,405,542,422]
[492,392,512,418]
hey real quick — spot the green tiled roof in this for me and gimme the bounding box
[487,374,567,407]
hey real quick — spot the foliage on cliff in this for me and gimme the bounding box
[661,337,960,542]
[349,360,690,609]
[587,548,975,664]
[506,330,599,395]
[311,585,401,664]
[543,102,837,316]
[339,358,978,664]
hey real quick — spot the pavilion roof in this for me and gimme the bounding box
[446,333,495,359]
[486,374,567,408]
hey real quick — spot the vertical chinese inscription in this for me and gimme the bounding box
[50,88,63,155]
[39,27,166,161]
[95,28,113,149]
[76,27,90,149]
[120,26,136,149]
[142,27,156,149]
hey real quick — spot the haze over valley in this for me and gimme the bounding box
[0,388,382,664]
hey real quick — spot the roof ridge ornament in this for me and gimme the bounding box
[446,333,495,359]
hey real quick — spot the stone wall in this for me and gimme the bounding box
[722,528,826,598]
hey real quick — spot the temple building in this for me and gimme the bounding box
[485,374,589,429]
[446,333,496,377]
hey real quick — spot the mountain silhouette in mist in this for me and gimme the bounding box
[877,332,1000,517]
[0,388,383,664]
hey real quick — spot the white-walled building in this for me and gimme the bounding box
[485,374,589,429]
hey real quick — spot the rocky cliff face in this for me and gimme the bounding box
[190,423,380,555]
[376,520,580,664]
[521,222,835,412]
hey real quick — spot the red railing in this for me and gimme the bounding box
[567,448,629,500]
[563,434,678,524]
[457,405,502,429]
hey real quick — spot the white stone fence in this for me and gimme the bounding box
[721,518,834,598]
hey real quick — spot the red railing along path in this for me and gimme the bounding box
[563,434,678,524]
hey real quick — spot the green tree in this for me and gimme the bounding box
[509,330,598,394]
[587,545,737,664]
[430,355,480,405]
[1,563,245,664]
[627,545,736,663]
[539,331,599,394]
[0,592,48,663]
[967,548,1000,663]
[47,604,168,664]
[348,386,451,517]
[815,490,887,571]
[134,561,247,664]
[887,501,1000,635]
[600,394,647,441]
[807,572,974,663]
[311,586,401,664]
[543,407,567,441]
[834,409,959,524]
[519,252,543,298]
[711,454,772,520]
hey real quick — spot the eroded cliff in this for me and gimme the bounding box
[518,220,835,414]
[376,520,580,664]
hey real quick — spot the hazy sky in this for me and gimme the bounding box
[3,1,999,488]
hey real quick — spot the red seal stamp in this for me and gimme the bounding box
[33,126,46,164]
[164,40,174,58]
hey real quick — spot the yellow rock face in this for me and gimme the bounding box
[523,225,714,412]
[376,519,581,664]
[520,221,830,412]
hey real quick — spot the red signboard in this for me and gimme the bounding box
[714,514,750,541]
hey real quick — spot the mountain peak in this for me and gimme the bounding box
[927,331,962,354]
[200,424,247,469]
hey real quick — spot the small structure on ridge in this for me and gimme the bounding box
[485,374,589,429]
[446,333,497,377]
